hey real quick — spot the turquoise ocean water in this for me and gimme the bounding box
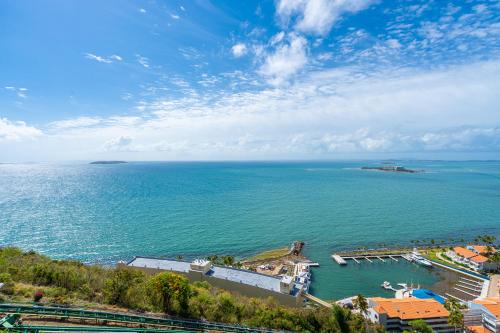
[1,161,499,299]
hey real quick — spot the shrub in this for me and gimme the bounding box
[33,290,44,302]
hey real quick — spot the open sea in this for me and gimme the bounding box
[1,160,499,299]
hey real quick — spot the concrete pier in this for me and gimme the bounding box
[331,255,346,265]
[332,253,407,265]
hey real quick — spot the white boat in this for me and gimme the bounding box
[381,281,391,289]
[410,249,433,267]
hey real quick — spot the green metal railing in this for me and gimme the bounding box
[0,303,275,333]
[9,324,192,333]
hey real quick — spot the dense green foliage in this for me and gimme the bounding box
[444,299,464,332]
[402,319,434,333]
[0,247,385,332]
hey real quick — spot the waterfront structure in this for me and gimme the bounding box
[466,298,500,333]
[121,256,304,307]
[365,297,454,332]
[446,247,496,272]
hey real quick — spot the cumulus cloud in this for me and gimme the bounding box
[2,60,499,161]
[276,0,376,36]
[0,118,42,141]
[258,33,308,85]
[231,43,247,57]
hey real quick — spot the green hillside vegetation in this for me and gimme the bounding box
[0,247,385,332]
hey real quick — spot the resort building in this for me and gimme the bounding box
[366,297,454,332]
[446,247,495,272]
[121,256,304,307]
[465,298,500,333]
[471,246,497,256]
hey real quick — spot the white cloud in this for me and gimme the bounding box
[276,0,376,36]
[317,52,333,61]
[270,31,285,45]
[85,53,122,64]
[4,86,28,98]
[180,6,185,11]
[50,117,102,130]
[0,118,42,141]
[136,54,150,68]
[386,38,401,49]
[170,14,180,20]
[139,8,146,13]
[3,60,500,161]
[103,136,134,152]
[258,33,308,85]
[231,43,248,57]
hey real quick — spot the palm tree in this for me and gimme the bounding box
[448,309,464,333]
[353,294,368,315]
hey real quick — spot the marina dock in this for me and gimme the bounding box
[332,253,409,265]
[331,255,347,265]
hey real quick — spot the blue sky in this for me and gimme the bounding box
[1,0,499,161]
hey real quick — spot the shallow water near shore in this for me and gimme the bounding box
[1,160,499,299]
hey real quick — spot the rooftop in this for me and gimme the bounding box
[470,255,489,263]
[127,256,289,295]
[466,325,494,333]
[473,298,500,319]
[454,247,478,259]
[128,256,191,272]
[370,297,449,320]
[471,245,496,255]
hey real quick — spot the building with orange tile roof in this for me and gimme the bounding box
[467,298,500,333]
[446,246,497,272]
[472,246,497,256]
[367,297,454,332]
[454,247,478,258]
[471,255,489,264]
[466,325,494,333]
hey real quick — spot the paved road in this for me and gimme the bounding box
[488,274,500,297]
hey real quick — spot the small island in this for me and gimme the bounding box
[361,165,421,173]
[89,161,127,165]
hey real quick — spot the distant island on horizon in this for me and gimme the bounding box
[89,161,127,165]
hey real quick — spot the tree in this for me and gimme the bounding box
[489,252,500,263]
[222,256,235,266]
[0,273,15,295]
[444,299,463,333]
[403,319,434,333]
[332,305,351,333]
[353,294,368,315]
[147,272,190,315]
[448,309,464,333]
[103,267,145,306]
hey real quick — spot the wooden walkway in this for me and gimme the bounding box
[304,293,333,308]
